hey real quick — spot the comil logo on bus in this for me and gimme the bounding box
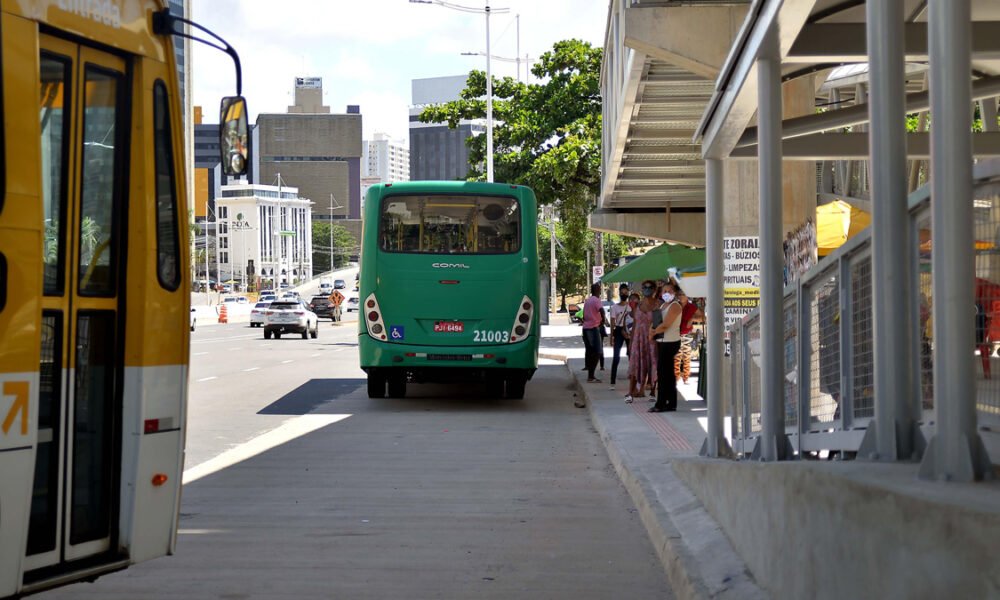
[432,263,471,269]
[57,0,122,28]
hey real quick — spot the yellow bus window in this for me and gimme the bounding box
[153,81,180,290]
[40,54,71,295]
[78,67,123,296]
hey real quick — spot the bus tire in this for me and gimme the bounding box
[367,374,386,398]
[264,329,272,340]
[387,376,407,398]
[506,376,526,400]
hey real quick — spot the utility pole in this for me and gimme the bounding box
[549,206,557,314]
[329,193,336,272]
[516,14,520,82]
[485,2,494,182]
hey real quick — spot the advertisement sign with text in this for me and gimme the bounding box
[724,236,760,330]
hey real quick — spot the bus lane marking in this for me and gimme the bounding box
[197,376,218,382]
[242,367,259,372]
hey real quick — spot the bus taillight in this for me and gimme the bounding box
[364,293,388,340]
[509,295,534,342]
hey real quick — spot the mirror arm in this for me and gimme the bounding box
[152,9,242,96]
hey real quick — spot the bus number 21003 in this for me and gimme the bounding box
[473,330,510,343]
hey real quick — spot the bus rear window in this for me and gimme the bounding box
[379,194,520,254]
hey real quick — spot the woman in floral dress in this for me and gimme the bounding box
[626,279,661,402]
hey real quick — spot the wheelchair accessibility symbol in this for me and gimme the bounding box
[389,325,404,340]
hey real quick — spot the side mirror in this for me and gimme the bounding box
[219,96,249,176]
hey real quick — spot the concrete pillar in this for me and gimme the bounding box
[701,158,733,458]
[919,0,993,481]
[753,25,792,461]
[859,0,923,462]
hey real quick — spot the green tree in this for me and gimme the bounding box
[420,39,605,297]
[312,221,357,272]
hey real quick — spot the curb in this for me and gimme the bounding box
[564,360,767,600]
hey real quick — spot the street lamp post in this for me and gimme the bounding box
[411,0,509,182]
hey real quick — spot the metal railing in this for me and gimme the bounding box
[729,164,1000,457]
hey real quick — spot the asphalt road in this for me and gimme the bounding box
[45,321,673,599]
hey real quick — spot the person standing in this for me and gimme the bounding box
[608,284,632,390]
[582,283,606,383]
[674,292,703,384]
[649,281,683,412]
[626,280,660,403]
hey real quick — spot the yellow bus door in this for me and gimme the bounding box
[25,36,127,573]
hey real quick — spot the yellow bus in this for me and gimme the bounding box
[0,2,246,596]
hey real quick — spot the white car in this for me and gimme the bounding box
[222,295,249,304]
[345,296,360,312]
[259,293,276,303]
[318,282,333,294]
[250,301,271,327]
[264,300,319,340]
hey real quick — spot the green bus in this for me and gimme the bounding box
[359,181,540,399]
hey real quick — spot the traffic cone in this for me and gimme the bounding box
[218,304,228,324]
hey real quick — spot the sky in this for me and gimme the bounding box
[191,0,609,145]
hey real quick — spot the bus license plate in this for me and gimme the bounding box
[434,321,464,333]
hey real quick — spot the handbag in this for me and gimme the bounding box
[650,306,664,341]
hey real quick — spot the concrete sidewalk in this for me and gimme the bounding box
[545,327,1000,599]
[538,324,765,599]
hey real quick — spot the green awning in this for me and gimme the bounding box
[601,244,705,284]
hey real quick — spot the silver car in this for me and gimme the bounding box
[250,301,271,328]
[264,300,319,340]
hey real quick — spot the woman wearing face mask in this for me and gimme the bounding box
[625,280,660,403]
[648,281,683,412]
[608,284,632,390]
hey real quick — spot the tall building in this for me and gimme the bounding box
[364,132,409,182]
[216,183,314,288]
[409,75,483,181]
[255,77,362,241]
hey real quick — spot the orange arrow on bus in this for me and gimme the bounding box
[2,381,28,436]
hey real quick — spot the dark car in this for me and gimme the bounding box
[309,295,334,319]
[333,279,346,289]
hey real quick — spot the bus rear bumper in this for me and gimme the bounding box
[360,337,538,382]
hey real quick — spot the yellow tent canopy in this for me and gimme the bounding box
[816,200,871,256]
[816,199,994,255]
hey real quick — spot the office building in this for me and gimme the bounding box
[255,78,362,240]
[409,75,483,181]
[215,183,313,288]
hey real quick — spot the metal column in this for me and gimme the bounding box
[700,158,733,458]
[751,25,792,461]
[919,0,993,481]
[858,0,924,461]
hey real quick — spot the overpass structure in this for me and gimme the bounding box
[598,0,1000,595]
